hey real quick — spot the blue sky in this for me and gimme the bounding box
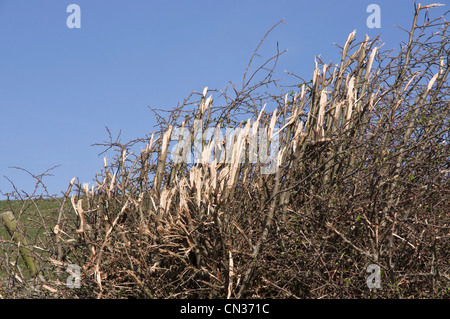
[0,0,446,198]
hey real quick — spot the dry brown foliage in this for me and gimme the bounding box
[1,4,448,298]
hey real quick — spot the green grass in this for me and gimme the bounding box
[0,198,66,281]
[0,198,62,217]
[0,198,62,239]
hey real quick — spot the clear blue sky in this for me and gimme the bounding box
[0,0,446,199]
